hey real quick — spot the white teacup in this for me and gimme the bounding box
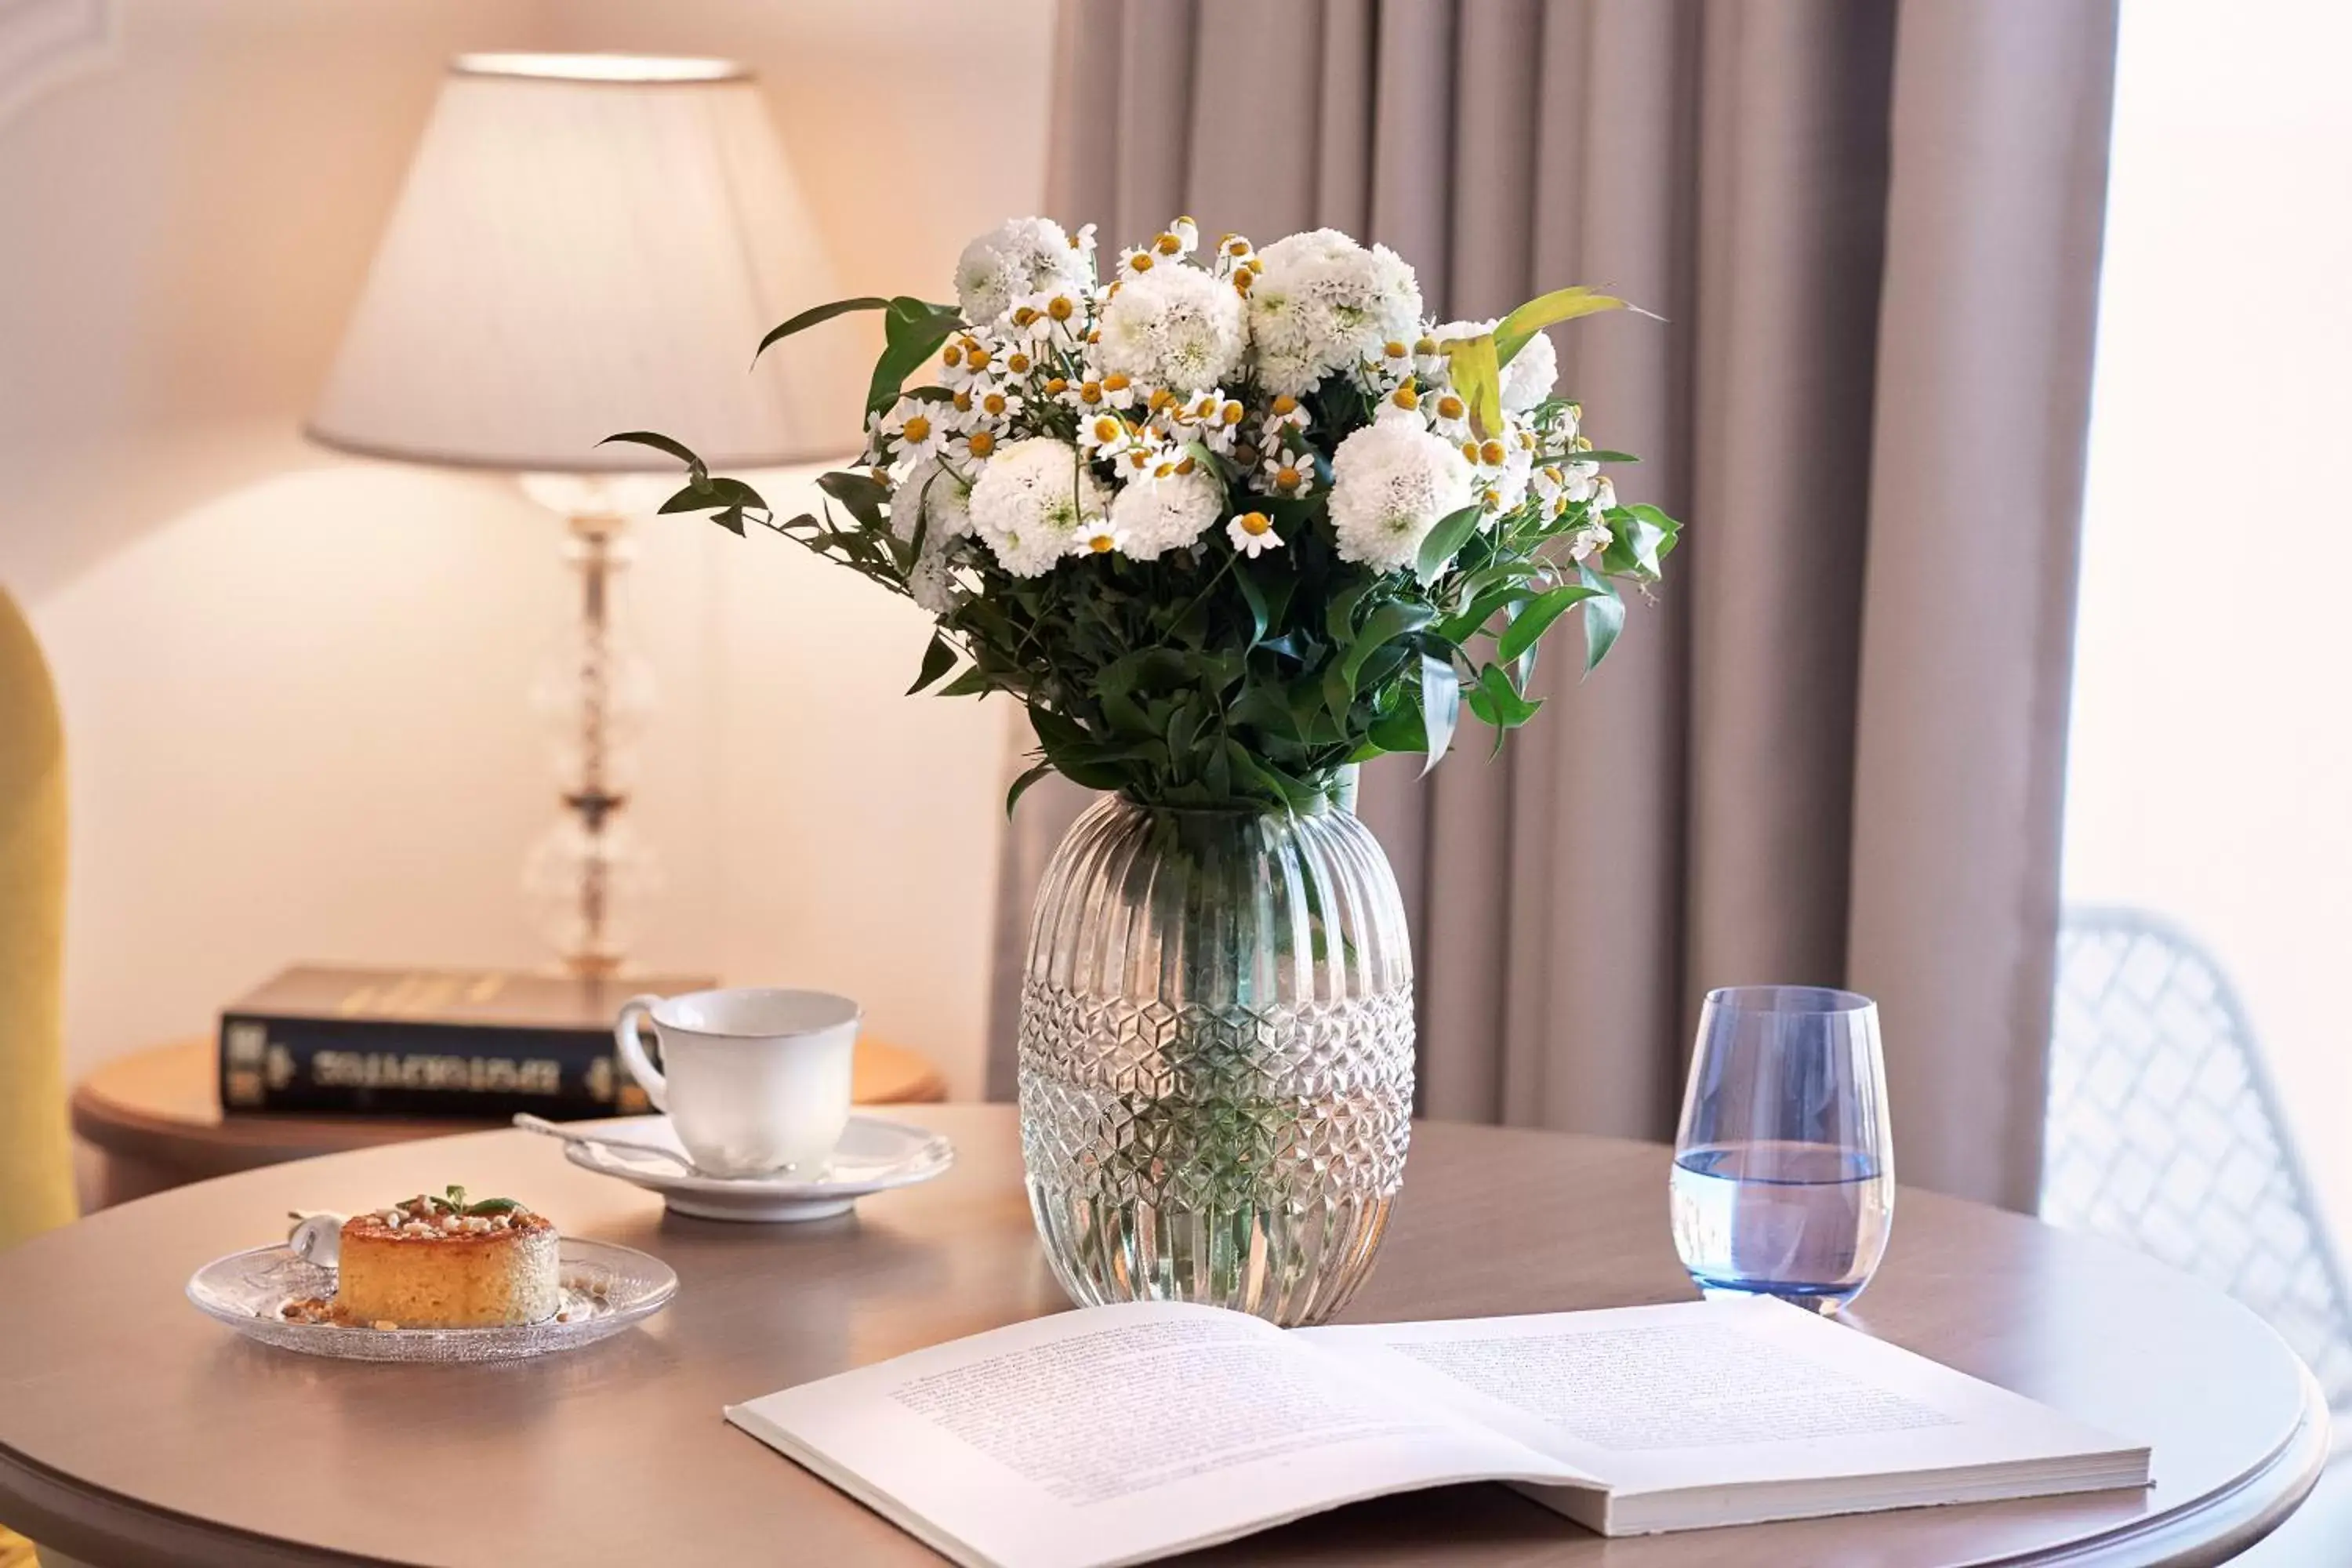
[613,987,860,1178]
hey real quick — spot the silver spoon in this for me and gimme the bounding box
[511,1113,701,1175]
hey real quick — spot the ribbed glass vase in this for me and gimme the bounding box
[1015,786,1415,1326]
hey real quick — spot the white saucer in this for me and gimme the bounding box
[557,1113,954,1222]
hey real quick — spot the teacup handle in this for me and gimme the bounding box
[613,994,669,1113]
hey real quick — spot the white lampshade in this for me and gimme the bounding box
[308,53,844,473]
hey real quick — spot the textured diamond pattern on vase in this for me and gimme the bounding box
[1017,793,1415,1327]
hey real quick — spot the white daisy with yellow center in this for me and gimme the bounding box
[1425,389,1472,442]
[966,379,1025,430]
[1259,392,1311,441]
[947,426,1004,464]
[1226,509,1283,559]
[1254,451,1316,499]
[880,394,948,466]
[1076,408,1148,462]
[1198,395,1250,454]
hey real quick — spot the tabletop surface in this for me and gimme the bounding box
[71,1036,947,1161]
[0,1106,2325,1568]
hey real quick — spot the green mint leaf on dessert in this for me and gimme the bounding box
[445,1185,468,1211]
[464,1198,527,1216]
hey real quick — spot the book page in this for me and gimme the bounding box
[1303,1296,2145,1501]
[728,1301,1588,1568]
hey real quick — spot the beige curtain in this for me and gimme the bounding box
[993,0,2117,1210]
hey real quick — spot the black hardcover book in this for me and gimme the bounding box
[218,964,713,1120]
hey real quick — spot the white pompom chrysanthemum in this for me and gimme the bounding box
[1095,264,1247,393]
[967,437,1109,576]
[954,217,1088,329]
[1108,464,1223,558]
[1249,230,1424,396]
[891,457,974,543]
[1500,328,1558,412]
[1327,419,1475,571]
[908,533,964,613]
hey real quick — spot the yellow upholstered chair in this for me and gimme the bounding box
[0,586,72,1568]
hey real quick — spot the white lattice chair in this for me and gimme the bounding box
[2043,905,2352,1424]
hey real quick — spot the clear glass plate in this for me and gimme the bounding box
[186,1238,677,1363]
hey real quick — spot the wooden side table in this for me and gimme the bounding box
[71,1036,948,1207]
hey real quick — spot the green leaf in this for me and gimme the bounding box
[753,296,892,365]
[1004,760,1054,818]
[1474,662,1543,728]
[1028,705,1091,754]
[1496,583,1606,665]
[1580,565,1626,673]
[1229,684,1305,742]
[1338,602,1436,691]
[1494,286,1628,367]
[817,470,891,532]
[1418,654,1460,776]
[907,634,957,695]
[1163,699,1207,764]
[1571,449,1642,465]
[1323,578,1372,645]
[867,297,966,415]
[1234,564,1270,644]
[1630,501,1682,563]
[1436,581,1534,644]
[1414,504,1487,587]
[463,1197,527,1216]
[658,475,768,515]
[1222,740,1296,806]
[1598,502,1677,580]
[1439,333,1504,439]
[599,431,707,483]
[936,666,998,698]
[1320,663,1355,727]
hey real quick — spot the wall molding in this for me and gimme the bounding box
[0,0,113,128]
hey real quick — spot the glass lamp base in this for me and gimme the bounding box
[521,811,659,978]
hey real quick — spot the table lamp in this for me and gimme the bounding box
[307,53,842,977]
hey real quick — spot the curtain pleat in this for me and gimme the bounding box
[1002,0,2118,1207]
[1846,0,2118,1212]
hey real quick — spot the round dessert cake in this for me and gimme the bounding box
[334,1189,560,1329]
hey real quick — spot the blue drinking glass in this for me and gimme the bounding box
[1670,985,1893,1314]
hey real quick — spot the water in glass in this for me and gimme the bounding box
[1670,986,1893,1313]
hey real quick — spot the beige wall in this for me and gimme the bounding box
[0,0,1055,1098]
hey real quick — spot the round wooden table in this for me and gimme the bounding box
[0,1108,2323,1566]
[69,1037,949,1206]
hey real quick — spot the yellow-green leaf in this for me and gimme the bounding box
[1494,286,1627,366]
[1439,332,1504,440]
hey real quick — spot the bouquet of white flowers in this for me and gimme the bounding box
[613,215,1677,814]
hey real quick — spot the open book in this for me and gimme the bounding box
[727,1297,2147,1568]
